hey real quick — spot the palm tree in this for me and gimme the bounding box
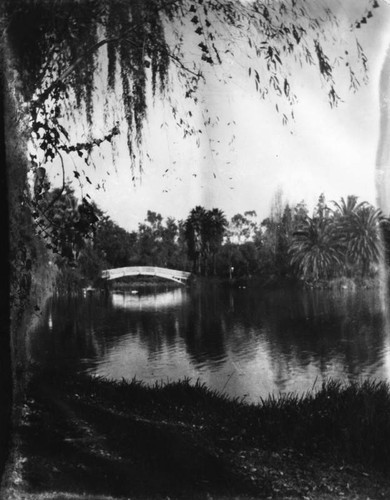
[334,202,383,277]
[184,206,207,274]
[332,195,366,218]
[380,217,390,267]
[289,215,345,282]
[205,208,228,275]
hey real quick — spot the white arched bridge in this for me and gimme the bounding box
[101,266,192,285]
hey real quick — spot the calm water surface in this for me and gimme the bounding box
[29,284,390,402]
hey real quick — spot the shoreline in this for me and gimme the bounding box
[104,273,383,293]
[2,372,390,499]
[3,275,389,499]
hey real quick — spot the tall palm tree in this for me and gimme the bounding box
[332,195,366,218]
[289,216,345,282]
[205,208,228,275]
[334,203,383,277]
[184,206,207,274]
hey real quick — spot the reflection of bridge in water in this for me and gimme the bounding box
[111,289,189,310]
[101,266,192,285]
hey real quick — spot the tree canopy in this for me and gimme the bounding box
[2,0,379,250]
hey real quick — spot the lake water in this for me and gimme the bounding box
[28,284,390,403]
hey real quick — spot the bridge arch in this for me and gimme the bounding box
[101,266,192,285]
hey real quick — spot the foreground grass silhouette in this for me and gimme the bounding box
[4,372,390,499]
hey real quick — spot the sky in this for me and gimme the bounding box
[52,0,390,232]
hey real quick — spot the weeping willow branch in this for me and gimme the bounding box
[31,0,185,109]
[33,34,128,108]
[120,35,204,81]
[38,148,66,216]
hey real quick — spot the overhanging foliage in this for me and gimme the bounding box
[2,0,379,260]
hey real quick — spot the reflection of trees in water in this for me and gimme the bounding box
[98,287,229,366]
[31,293,190,369]
[107,291,189,358]
[109,311,179,357]
[103,286,388,382]
[32,286,389,388]
[105,292,188,358]
[136,312,181,358]
[28,295,109,371]
[227,287,387,383]
[183,287,227,365]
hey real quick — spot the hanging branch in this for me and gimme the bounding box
[33,34,130,108]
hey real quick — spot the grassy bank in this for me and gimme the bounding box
[2,372,390,499]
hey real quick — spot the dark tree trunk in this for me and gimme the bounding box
[0,67,12,484]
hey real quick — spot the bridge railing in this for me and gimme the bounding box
[101,266,192,282]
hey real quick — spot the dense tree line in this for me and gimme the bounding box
[2,0,376,319]
[289,195,385,282]
[4,0,377,299]
[48,187,389,287]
